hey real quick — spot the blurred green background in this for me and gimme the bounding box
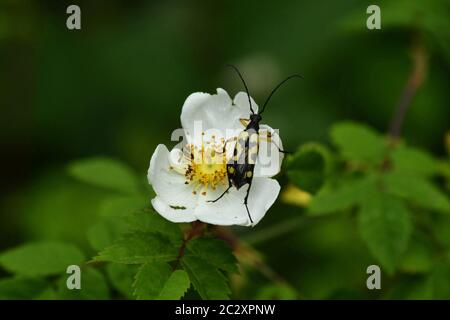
[0,0,449,299]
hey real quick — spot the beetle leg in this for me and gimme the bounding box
[260,131,292,154]
[276,147,292,154]
[243,182,254,224]
[207,183,232,203]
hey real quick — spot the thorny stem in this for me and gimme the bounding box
[388,35,428,140]
[173,221,206,270]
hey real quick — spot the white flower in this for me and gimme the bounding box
[148,88,284,227]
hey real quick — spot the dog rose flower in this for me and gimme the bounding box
[148,88,283,226]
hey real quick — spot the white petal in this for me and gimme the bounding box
[233,91,258,115]
[254,124,284,178]
[194,178,280,227]
[148,144,198,213]
[151,197,196,223]
[180,89,257,140]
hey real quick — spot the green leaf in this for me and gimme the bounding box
[358,192,412,274]
[286,143,333,193]
[106,263,139,299]
[87,195,178,252]
[88,205,182,252]
[0,242,85,277]
[186,238,238,274]
[391,145,438,176]
[125,208,182,242]
[67,157,139,194]
[0,277,49,300]
[399,236,433,274]
[58,268,110,300]
[330,122,386,163]
[157,270,191,300]
[133,262,190,300]
[384,172,450,213]
[309,176,376,214]
[93,232,179,264]
[87,219,128,252]
[181,255,230,300]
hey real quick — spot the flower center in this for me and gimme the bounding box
[170,135,229,196]
[186,140,227,192]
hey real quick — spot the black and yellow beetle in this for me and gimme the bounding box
[208,65,303,224]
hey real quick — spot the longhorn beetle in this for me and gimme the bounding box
[208,64,303,224]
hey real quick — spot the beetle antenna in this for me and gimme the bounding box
[260,74,304,114]
[226,64,255,114]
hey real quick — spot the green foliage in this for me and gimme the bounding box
[2,119,446,300]
[330,122,387,164]
[20,173,109,248]
[308,176,376,214]
[67,157,236,300]
[0,242,85,277]
[58,268,110,300]
[186,238,238,274]
[0,152,240,300]
[93,215,235,300]
[383,172,450,213]
[93,232,179,264]
[391,145,438,176]
[182,255,231,300]
[391,264,450,300]
[65,156,237,300]
[254,284,298,300]
[157,270,190,300]
[68,157,140,194]
[358,192,412,274]
[427,263,450,299]
[2,0,450,302]
[87,220,126,252]
[106,264,138,299]
[288,121,449,290]
[400,236,434,274]
[133,262,190,300]
[431,215,450,247]
[124,208,182,242]
[0,277,49,300]
[286,143,333,193]
[100,195,149,218]
[88,205,181,253]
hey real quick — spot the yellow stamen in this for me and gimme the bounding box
[181,140,228,191]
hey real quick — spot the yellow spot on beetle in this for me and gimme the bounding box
[246,171,253,178]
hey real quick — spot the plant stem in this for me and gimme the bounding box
[388,36,428,139]
[173,221,206,270]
